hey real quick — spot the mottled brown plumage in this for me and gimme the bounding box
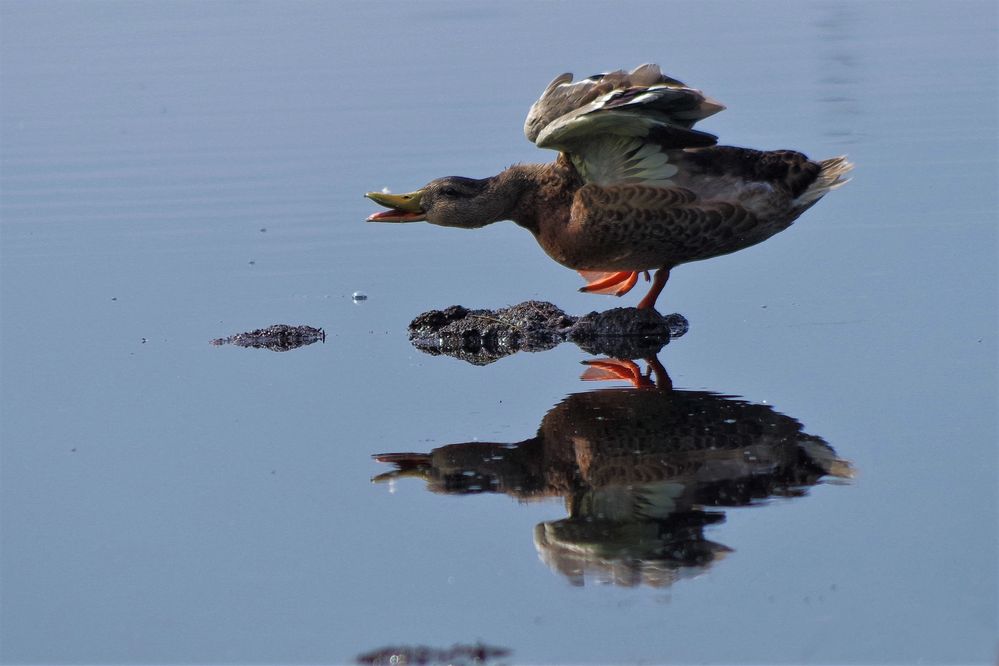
[367,64,852,310]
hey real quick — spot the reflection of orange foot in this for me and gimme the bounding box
[581,358,654,388]
[578,271,640,296]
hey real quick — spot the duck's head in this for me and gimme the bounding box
[365,176,502,229]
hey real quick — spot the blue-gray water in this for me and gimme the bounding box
[1,1,996,664]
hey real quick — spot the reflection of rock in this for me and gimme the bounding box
[210,324,325,352]
[408,300,688,365]
[375,380,851,588]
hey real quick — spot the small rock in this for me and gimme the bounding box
[408,300,687,365]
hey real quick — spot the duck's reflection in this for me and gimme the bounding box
[374,358,851,587]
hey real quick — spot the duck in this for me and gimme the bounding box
[366,64,852,310]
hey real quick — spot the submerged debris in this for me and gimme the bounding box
[408,300,687,364]
[210,324,325,352]
[355,642,510,666]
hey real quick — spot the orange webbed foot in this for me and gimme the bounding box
[578,271,641,296]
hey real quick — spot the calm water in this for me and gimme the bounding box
[1,1,996,664]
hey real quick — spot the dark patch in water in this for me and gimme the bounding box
[355,642,510,665]
[408,300,687,364]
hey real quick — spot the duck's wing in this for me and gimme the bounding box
[524,64,722,142]
[524,64,725,187]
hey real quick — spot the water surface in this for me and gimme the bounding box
[1,1,996,664]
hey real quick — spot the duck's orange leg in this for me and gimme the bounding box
[636,268,671,310]
[578,271,641,296]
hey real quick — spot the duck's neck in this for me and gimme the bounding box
[486,156,580,234]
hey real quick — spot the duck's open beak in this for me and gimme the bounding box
[365,190,427,222]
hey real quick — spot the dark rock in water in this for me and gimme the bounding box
[408,300,687,364]
[409,301,573,365]
[211,324,325,352]
[569,307,688,358]
[569,307,688,338]
[355,642,510,666]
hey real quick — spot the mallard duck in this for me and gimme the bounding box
[366,64,852,310]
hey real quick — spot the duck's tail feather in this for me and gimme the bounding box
[794,156,853,207]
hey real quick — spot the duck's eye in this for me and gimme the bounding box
[441,187,463,197]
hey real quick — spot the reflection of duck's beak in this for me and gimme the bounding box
[371,452,431,484]
[365,190,427,222]
[371,468,429,483]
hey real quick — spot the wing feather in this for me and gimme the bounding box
[524,64,722,143]
[524,64,724,187]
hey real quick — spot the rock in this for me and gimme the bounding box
[408,301,687,364]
